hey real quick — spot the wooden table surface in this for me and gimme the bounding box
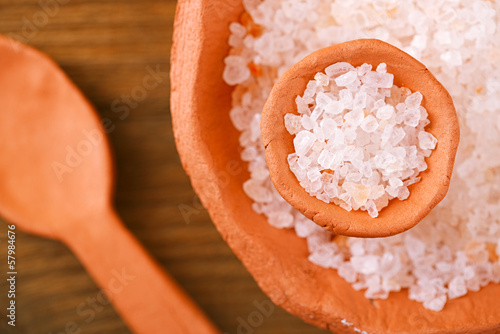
[0,1,328,333]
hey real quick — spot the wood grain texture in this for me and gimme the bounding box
[0,1,327,333]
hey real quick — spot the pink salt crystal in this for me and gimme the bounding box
[361,71,394,88]
[376,63,387,73]
[338,262,358,283]
[351,255,380,275]
[434,30,452,45]
[339,89,354,108]
[320,118,338,138]
[229,22,246,37]
[301,115,315,130]
[403,109,421,127]
[315,72,329,86]
[310,106,324,121]
[368,185,385,200]
[316,193,330,203]
[325,62,355,78]
[294,217,321,238]
[360,162,373,177]
[411,34,427,50]
[415,156,428,172]
[324,183,339,198]
[284,113,302,134]
[405,92,423,109]
[441,50,463,67]
[353,91,368,109]
[308,244,342,268]
[294,130,316,156]
[339,202,352,212]
[287,153,298,165]
[418,131,438,150]
[380,125,394,146]
[230,106,252,131]
[335,71,358,87]
[397,187,410,200]
[355,130,371,146]
[396,103,406,112]
[297,155,312,169]
[344,108,364,125]
[404,177,421,186]
[360,115,379,133]
[324,100,344,115]
[436,261,453,273]
[365,200,379,218]
[312,140,326,152]
[448,276,467,299]
[423,295,447,312]
[405,235,426,260]
[296,96,310,114]
[307,167,322,182]
[320,172,334,183]
[268,211,295,229]
[243,179,273,203]
[241,146,258,161]
[316,92,332,108]
[223,55,251,85]
[304,80,318,98]
[349,240,365,256]
[379,87,392,97]
[389,177,403,187]
[310,180,323,193]
[318,149,334,168]
[376,105,395,120]
[390,128,406,145]
[313,127,326,142]
[346,172,363,182]
[357,63,373,76]
[374,99,386,109]
[379,252,402,278]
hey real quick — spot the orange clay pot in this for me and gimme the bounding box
[170,1,500,333]
[261,39,460,238]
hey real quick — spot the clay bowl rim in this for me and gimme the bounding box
[261,39,460,238]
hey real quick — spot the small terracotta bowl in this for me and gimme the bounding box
[171,0,500,332]
[261,39,460,238]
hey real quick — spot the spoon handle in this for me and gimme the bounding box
[63,208,220,334]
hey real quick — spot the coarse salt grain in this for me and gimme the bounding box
[418,131,438,150]
[285,63,435,218]
[224,0,500,313]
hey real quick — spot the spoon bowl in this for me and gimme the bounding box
[261,39,460,238]
[0,38,113,240]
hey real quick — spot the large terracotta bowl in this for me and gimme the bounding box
[170,0,500,333]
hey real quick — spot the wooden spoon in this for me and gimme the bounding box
[261,39,460,238]
[0,36,220,334]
